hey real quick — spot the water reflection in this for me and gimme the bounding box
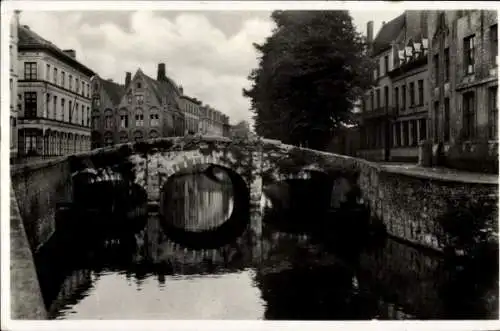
[162,171,233,232]
[36,172,498,320]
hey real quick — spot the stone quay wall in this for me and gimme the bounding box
[11,157,73,252]
[357,162,498,252]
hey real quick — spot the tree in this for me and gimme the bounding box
[244,10,374,150]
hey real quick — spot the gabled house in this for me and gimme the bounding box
[91,63,186,148]
[90,76,125,148]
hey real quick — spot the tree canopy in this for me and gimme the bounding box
[243,10,374,150]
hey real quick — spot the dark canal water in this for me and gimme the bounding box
[34,170,499,320]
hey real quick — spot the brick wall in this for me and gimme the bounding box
[11,158,73,251]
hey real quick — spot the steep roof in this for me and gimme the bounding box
[18,25,94,77]
[101,79,125,105]
[372,13,405,56]
[142,72,181,109]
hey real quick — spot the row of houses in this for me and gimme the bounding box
[356,10,498,164]
[9,11,231,160]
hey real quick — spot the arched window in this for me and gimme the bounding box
[149,130,159,139]
[119,131,128,143]
[133,130,144,142]
[149,107,159,127]
[135,108,144,127]
[104,131,113,147]
[104,109,113,129]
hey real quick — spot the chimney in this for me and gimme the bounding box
[107,78,113,82]
[23,24,30,30]
[14,10,21,25]
[125,72,131,87]
[179,86,184,95]
[157,63,166,81]
[367,21,374,45]
[63,49,76,59]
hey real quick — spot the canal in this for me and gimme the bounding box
[34,169,498,320]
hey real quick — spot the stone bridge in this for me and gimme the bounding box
[68,135,370,239]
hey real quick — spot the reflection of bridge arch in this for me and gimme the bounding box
[158,164,251,250]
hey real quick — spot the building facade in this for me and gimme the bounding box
[200,105,229,137]
[10,11,20,159]
[179,90,201,134]
[359,17,402,161]
[230,120,251,138]
[360,12,431,162]
[428,10,498,147]
[90,76,125,148]
[387,11,430,162]
[92,63,183,147]
[17,23,94,158]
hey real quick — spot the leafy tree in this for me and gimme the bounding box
[244,10,374,150]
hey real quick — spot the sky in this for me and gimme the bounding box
[18,9,402,126]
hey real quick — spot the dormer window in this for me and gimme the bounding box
[136,82,142,89]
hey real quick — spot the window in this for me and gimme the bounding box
[419,118,427,141]
[444,98,450,142]
[69,101,73,122]
[376,89,380,109]
[46,64,50,80]
[136,95,144,104]
[395,122,401,147]
[69,75,73,90]
[81,81,84,96]
[434,101,439,143]
[409,82,415,106]
[54,96,58,120]
[46,94,51,118]
[54,68,58,84]
[464,35,475,74]
[135,114,144,126]
[384,85,389,109]
[444,48,450,82]
[75,102,78,123]
[418,80,424,106]
[87,107,90,127]
[93,97,101,108]
[463,92,475,139]
[61,71,65,87]
[61,98,66,121]
[92,115,100,130]
[105,113,113,129]
[433,54,439,84]
[137,82,142,89]
[24,62,37,80]
[76,78,80,93]
[150,114,159,126]
[128,95,132,104]
[81,104,85,126]
[489,87,498,139]
[491,25,498,66]
[120,115,128,128]
[394,87,399,110]
[402,121,409,146]
[412,120,418,146]
[370,91,374,110]
[401,85,406,110]
[24,92,37,118]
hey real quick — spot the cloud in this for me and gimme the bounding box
[20,10,275,125]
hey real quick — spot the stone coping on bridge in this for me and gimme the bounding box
[10,156,68,176]
[378,163,498,185]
